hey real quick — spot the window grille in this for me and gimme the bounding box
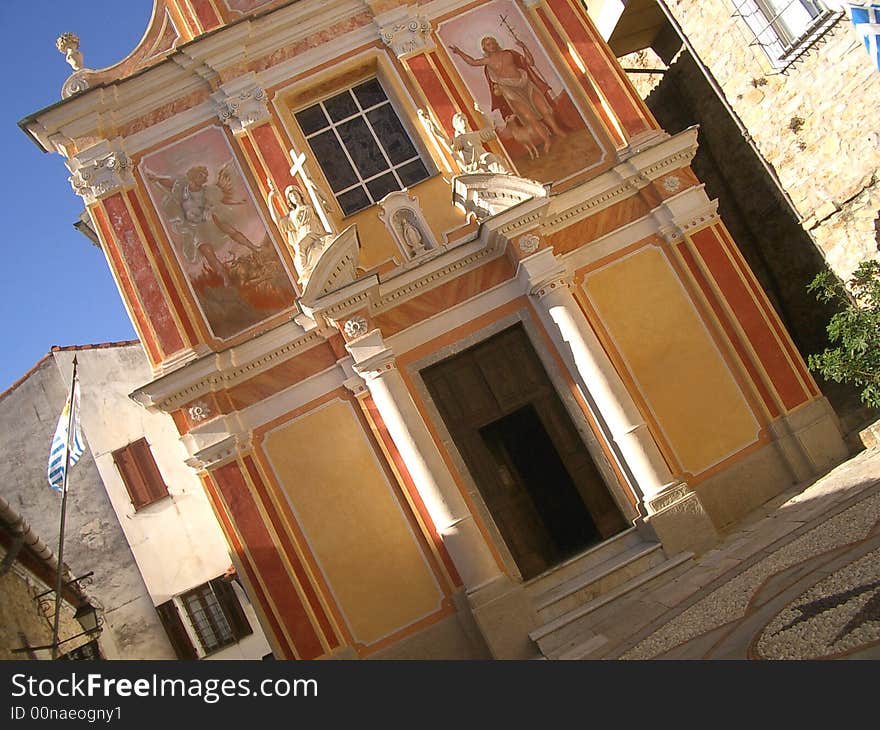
[295,79,431,216]
[731,0,843,69]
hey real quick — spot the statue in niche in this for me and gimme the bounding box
[266,179,330,287]
[395,210,428,258]
[418,107,509,175]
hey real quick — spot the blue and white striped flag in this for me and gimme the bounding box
[47,380,84,492]
[850,4,880,71]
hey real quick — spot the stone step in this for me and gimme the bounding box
[530,552,694,658]
[523,527,645,599]
[534,542,667,624]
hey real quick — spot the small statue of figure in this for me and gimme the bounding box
[56,32,84,72]
[267,178,329,286]
[418,107,509,175]
[397,212,427,257]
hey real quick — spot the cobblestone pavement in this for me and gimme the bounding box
[607,447,880,660]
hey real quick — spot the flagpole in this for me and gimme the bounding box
[51,355,77,660]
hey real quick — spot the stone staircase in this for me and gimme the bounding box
[525,527,694,659]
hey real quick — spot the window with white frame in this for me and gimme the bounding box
[733,1,839,68]
[295,78,431,216]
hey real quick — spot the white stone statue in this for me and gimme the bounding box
[397,211,427,257]
[267,179,329,287]
[56,32,84,72]
[418,107,509,175]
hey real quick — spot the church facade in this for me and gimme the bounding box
[22,0,847,659]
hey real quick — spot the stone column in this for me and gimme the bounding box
[518,249,718,553]
[345,330,499,592]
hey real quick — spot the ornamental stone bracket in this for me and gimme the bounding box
[652,194,720,244]
[375,6,435,60]
[184,429,252,472]
[66,138,134,205]
[345,329,396,379]
[452,173,550,221]
[210,73,270,135]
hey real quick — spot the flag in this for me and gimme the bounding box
[47,379,84,491]
[850,3,880,71]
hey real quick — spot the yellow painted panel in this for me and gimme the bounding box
[583,247,758,474]
[264,399,442,645]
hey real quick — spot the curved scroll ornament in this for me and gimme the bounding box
[56,33,92,99]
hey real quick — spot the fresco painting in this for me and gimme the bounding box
[141,126,296,340]
[438,0,603,182]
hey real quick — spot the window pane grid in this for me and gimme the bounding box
[296,81,429,214]
[183,586,235,654]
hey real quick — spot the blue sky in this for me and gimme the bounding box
[0,2,155,391]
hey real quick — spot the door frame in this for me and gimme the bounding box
[406,309,639,582]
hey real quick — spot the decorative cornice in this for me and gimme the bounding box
[66,138,134,205]
[452,173,549,221]
[375,7,435,59]
[131,325,324,413]
[210,73,269,134]
[542,128,699,235]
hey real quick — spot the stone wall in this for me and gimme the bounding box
[0,357,175,659]
[661,0,880,282]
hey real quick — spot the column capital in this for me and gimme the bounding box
[66,139,134,205]
[375,7,435,60]
[345,328,397,378]
[211,73,270,135]
[516,246,572,298]
[184,429,252,472]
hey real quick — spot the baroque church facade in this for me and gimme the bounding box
[22,0,848,659]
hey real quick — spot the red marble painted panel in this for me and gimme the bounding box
[250,124,295,192]
[242,455,339,649]
[140,126,297,340]
[691,227,809,411]
[202,473,295,658]
[407,54,459,137]
[102,194,185,356]
[213,461,324,659]
[545,0,650,138]
[437,0,604,181]
[190,0,221,31]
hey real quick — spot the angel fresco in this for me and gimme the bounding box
[141,127,297,340]
[145,163,267,286]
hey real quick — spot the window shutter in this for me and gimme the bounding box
[210,578,253,641]
[156,600,197,660]
[112,439,168,509]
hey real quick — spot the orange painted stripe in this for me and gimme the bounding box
[227,343,337,409]
[534,5,621,146]
[691,227,808,411]
[362,396,463,587]
[126,191,199,347]
[92,204,162,364]
[545,0,648,137]
[251,124,295,192]
[678,242,779,419]
[431,52,481,132]
[103,194,185,356]
[406,53,459,137]
[213,461,324,659]
[189,0,221,30]
[717,225,820,398]
[202,473,295,659]
[374,257,515,336]
[242,455,340,650]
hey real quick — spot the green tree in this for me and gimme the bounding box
[807,259,880,409]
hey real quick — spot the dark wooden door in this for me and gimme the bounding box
[422,325,626,580]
